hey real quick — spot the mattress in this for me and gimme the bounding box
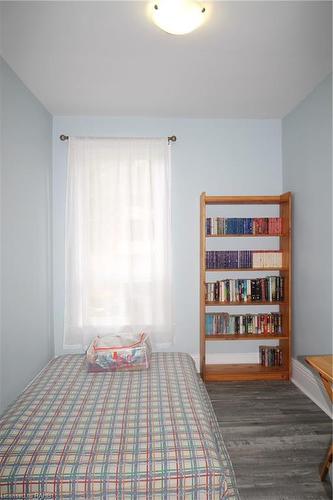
[0,352,239,499]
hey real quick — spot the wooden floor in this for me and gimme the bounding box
[206,381,332,500]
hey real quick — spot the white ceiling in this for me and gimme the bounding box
[1,1,332,118]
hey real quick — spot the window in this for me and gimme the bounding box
[64,137,172,349]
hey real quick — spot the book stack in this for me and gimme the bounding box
[206,250,282,269]
[205,276,284,302]
[205,313,282,335]
[206,313,229,335]
[206,217,282,236]
[252,251,282,268]
[206,250,252,269]
[259,346,283,367]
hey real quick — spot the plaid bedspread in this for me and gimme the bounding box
[0,353,238,499]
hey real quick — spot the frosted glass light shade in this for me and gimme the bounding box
[152,0,206,35]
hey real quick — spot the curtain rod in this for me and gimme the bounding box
[59,134,177,144]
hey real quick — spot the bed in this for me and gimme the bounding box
[0,352,239,499]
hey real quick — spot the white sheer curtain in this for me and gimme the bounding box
[64,137,172,350]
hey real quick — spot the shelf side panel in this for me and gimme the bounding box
[279,192,292,379]
[200,193,206,378]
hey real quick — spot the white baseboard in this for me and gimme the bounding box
[291,358,332,419]
[191,352,258,372]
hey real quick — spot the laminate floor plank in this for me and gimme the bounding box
[237,485,329,500]
[206,380,332,500]
[218,422,330,439]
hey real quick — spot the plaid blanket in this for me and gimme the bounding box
[0,353,238,499]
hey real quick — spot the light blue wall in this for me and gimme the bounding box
[53,117,282,359]
[282,74,332,358]
[0,58,53,413]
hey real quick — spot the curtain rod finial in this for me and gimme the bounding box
[60,134,69,141]
[168,135,176,143]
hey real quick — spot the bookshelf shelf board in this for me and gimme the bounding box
[206,234,285,238]
[205,334,287,341]
[205,301,285,306]
[205,195,283,205]
[206,267,288,272]
[204,363,289,381]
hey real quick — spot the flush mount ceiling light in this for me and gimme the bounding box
[152,0,206,35]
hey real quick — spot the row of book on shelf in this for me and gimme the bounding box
[259,346,283,367]
[205,313,282,335]
[206,250,283,269]
[205,276,284,303]
[206,217,282,236]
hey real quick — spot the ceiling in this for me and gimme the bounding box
[1,1,332,118]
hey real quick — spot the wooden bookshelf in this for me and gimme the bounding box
[200,192,292,382]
